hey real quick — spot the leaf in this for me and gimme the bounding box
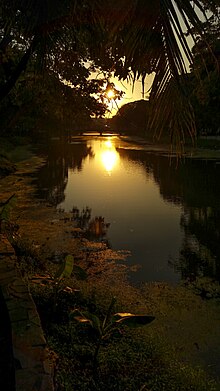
[30,274,52,285]
[81,311,102,334]
[69,309,88,323]
[63,255,74,277]
[70,309,102,334]
[113,313,155,328]
[72,264,87,280]
[64,286,80,293]
[54,254,74,280]
[0,194,17,222]
[72,315,90,323]
[114,312,133,318]
[103,296,117,329]
[69,309,97,325]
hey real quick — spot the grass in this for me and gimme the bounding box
[0,136,34,178]
[31,282,217,391]
[0,136,33,163]
[9,231,218,391]
[196,138,220,150]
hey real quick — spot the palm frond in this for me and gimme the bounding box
[110,0,218,150]
[149,77,196,153]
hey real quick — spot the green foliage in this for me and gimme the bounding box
[0,194,17,233]
[52,255,74,309]
[189,17,220,135]
[33,255,87,310]
[70,297,155,364]
[37,293,216,391]
[186,277,220,300]
[0,150,16,177]
[54,254,74,280]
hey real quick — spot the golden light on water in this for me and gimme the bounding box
[105,140,113,148]
[101,150,118,172]
[100,139,119,173]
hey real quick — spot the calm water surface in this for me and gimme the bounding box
[36,135,220,284]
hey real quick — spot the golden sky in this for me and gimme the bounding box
[105,73,155,117]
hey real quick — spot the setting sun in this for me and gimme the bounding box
[106,89,115,100]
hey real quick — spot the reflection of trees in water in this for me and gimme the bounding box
[57,206,110,243]
[177,206,220,281]
[118,148,220,206]
[35,140,94,205]
[117,148,220,280]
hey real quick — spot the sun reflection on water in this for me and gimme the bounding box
[100,139,119,174]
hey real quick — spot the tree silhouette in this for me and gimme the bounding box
[1,0,219,146]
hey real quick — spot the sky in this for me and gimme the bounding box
[93,4,209,117]
[89,69,155,117]
[105,73,155,117]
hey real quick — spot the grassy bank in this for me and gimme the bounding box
[10,228,220,390]
[119,134,220,159]
[29,278,217,391]
[0,136,35,178]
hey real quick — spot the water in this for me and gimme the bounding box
[35,135,220,284]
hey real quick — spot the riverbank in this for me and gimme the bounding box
[1,141,220,390]
[119,135,220,159]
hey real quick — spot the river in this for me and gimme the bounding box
[35,135,220,284]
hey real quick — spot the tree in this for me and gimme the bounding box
[189,15,220,134]
[112,100,150,136]
[1,1,220,148]
[0,53,109,136]
[0,21,111,135]
[89,0,220,149]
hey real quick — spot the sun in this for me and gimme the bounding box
[106,89,115,100]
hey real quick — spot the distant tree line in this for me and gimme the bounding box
[111,100,150,137]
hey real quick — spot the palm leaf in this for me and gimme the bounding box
[109,0,218,151]
[113,313,155,327]
[54,254,74,280]
[70,309,102,334]
[72,264,87,280]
